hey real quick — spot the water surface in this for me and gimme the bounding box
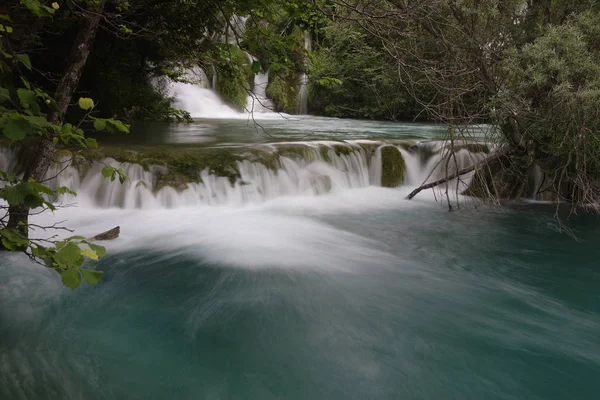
[0,118,598,400]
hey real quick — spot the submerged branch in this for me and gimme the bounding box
[406,150,510,201]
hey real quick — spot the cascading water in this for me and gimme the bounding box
[246,71,274,114]
[298,31,312,115]
[170,67,283,119]
[0,140,489,210]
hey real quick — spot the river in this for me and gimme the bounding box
[1,116,599,399]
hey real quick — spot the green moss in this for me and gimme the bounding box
[380,145,406,188]
[318,145,332,161]
[154,173,192,192]
[267,72,301,114]
[275,144,310,159]
[81,145,244,185]
[331,144,357,156]
[216,45,253,110]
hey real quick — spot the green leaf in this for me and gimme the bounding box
[0,86,9,103]
[5,26,12,34]
[106,118,129,133]
[81,248,99,261]
[81,269,103,285]
[53,242,83,269]
[0,229,29,249]
[17,88,39,112]
[251,60,261,74]
[66,235,87,241]
[0,183,44,207]
[55,186,77,196]
[88,243,106,258]
[78,97,94,111]
[93,119,107,131]
[1,237,17,251]
[15,54,32,71]
[20,77,31,89]
[3,118,29,141]
[101,166,113,179]
[85,137,98,148]
[28,179,54,195]
[59,268,82,289]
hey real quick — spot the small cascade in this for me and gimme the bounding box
[247,71,273,114]
[170,66,284,119]
[298,31,312,115]
[0,140,493,210]
[171,83,242,119]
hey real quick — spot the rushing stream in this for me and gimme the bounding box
[1,117,599,400]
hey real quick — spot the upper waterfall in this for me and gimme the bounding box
[171,72,284,120]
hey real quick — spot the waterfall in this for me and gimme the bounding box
[0,140,493,210]
[298,31,312,115]
[171,65,283,119]
[171,83,242,119]
[247,70,274,114]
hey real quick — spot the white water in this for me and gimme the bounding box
[0,139,489,272]
[247,71,274,114]
[298,31,312,115]
[2,140,487,210]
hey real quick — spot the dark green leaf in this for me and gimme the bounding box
[17,88,39,112]
[3,118,29,141]
[0,86,9,103]
[93,119,107,131]
[15,54,32,71]
[1,237,17,250]
[1,229,29,249]
[251,60,261,74]
[0,183,43,206]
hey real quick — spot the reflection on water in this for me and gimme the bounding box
[94,117,493,146]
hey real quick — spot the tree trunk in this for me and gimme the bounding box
[7,0,106,236]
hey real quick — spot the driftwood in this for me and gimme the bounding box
[91,226,120,241]
[406,152,508,200]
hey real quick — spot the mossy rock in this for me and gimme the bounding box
[380,145,406,188]
[331,143,359,157]
[155,173,191,192]
[275,144,311,159]
[81,145,243,185]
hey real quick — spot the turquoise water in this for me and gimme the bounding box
[1,199,599,399]
[0,118,598,399]
[101,117,490,146]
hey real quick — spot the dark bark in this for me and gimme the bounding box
[7,0,106,236]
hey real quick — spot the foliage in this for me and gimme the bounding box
[308,22,416,120]
[215,44,253,110]
[0,1,130,288]
[497,10,600,202]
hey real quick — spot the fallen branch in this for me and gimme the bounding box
[90,226,120,241]
[406,151,509,200]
